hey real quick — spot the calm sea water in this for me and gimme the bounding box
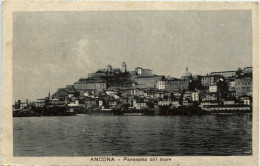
[13,115,252,156]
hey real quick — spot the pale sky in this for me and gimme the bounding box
[13,11,252,101]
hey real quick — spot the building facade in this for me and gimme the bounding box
[134,75,164,89]
[165,79,189,92]
[209,71,236,78]
[157,81,166,90]
[73,81,107,91]
[201,75,223,88]
[191,91,199,101]
[209,85,218,92]
[235,76,252,97]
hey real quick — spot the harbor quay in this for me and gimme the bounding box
[13,62,253,117]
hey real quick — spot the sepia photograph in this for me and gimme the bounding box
[1,1,259,166]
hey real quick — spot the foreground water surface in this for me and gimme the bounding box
[13,115,252,156]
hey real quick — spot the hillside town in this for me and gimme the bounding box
[14,62,253,116]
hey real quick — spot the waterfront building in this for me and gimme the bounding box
[181,67,192,80]
[158,99,171,106]
[119,97,129,105]
[108,100,118,109]
[172,101,181,108]
[235,76,252,97]
[240,96,251,105]
[127,95,136,106]
[35,100,45,108]
[133,98,148,110]
[223,100,235,105]
[84,97,98,107]
[158,99,180,107]
[200,101,218,106]
[19,100,29,109]
[68,99,79,107]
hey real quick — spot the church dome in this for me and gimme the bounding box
[181,67,192,79]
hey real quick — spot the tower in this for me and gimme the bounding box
[107,65,112,72]
[121,62,127,73]
[181,67,192,80]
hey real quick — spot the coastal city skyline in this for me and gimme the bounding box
[14,63,252,101]
[13,11,252,101]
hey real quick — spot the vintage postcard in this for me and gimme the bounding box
[1,1,259,166]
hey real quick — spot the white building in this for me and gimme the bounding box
[192,91,199,101]
[223,100,235,105]
[99,100,103,107]
[209,85,218,92]
[240,96,251,105]
[133,100,147,110]
[172,101,181,108]
[157,81,166,90]
[68,100,79,107]
[230,81,235,87]
[158,99,180,108]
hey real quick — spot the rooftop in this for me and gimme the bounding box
[210,71,236,74]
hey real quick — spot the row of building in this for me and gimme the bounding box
[54,62,252,98]
[44,62,253,110]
